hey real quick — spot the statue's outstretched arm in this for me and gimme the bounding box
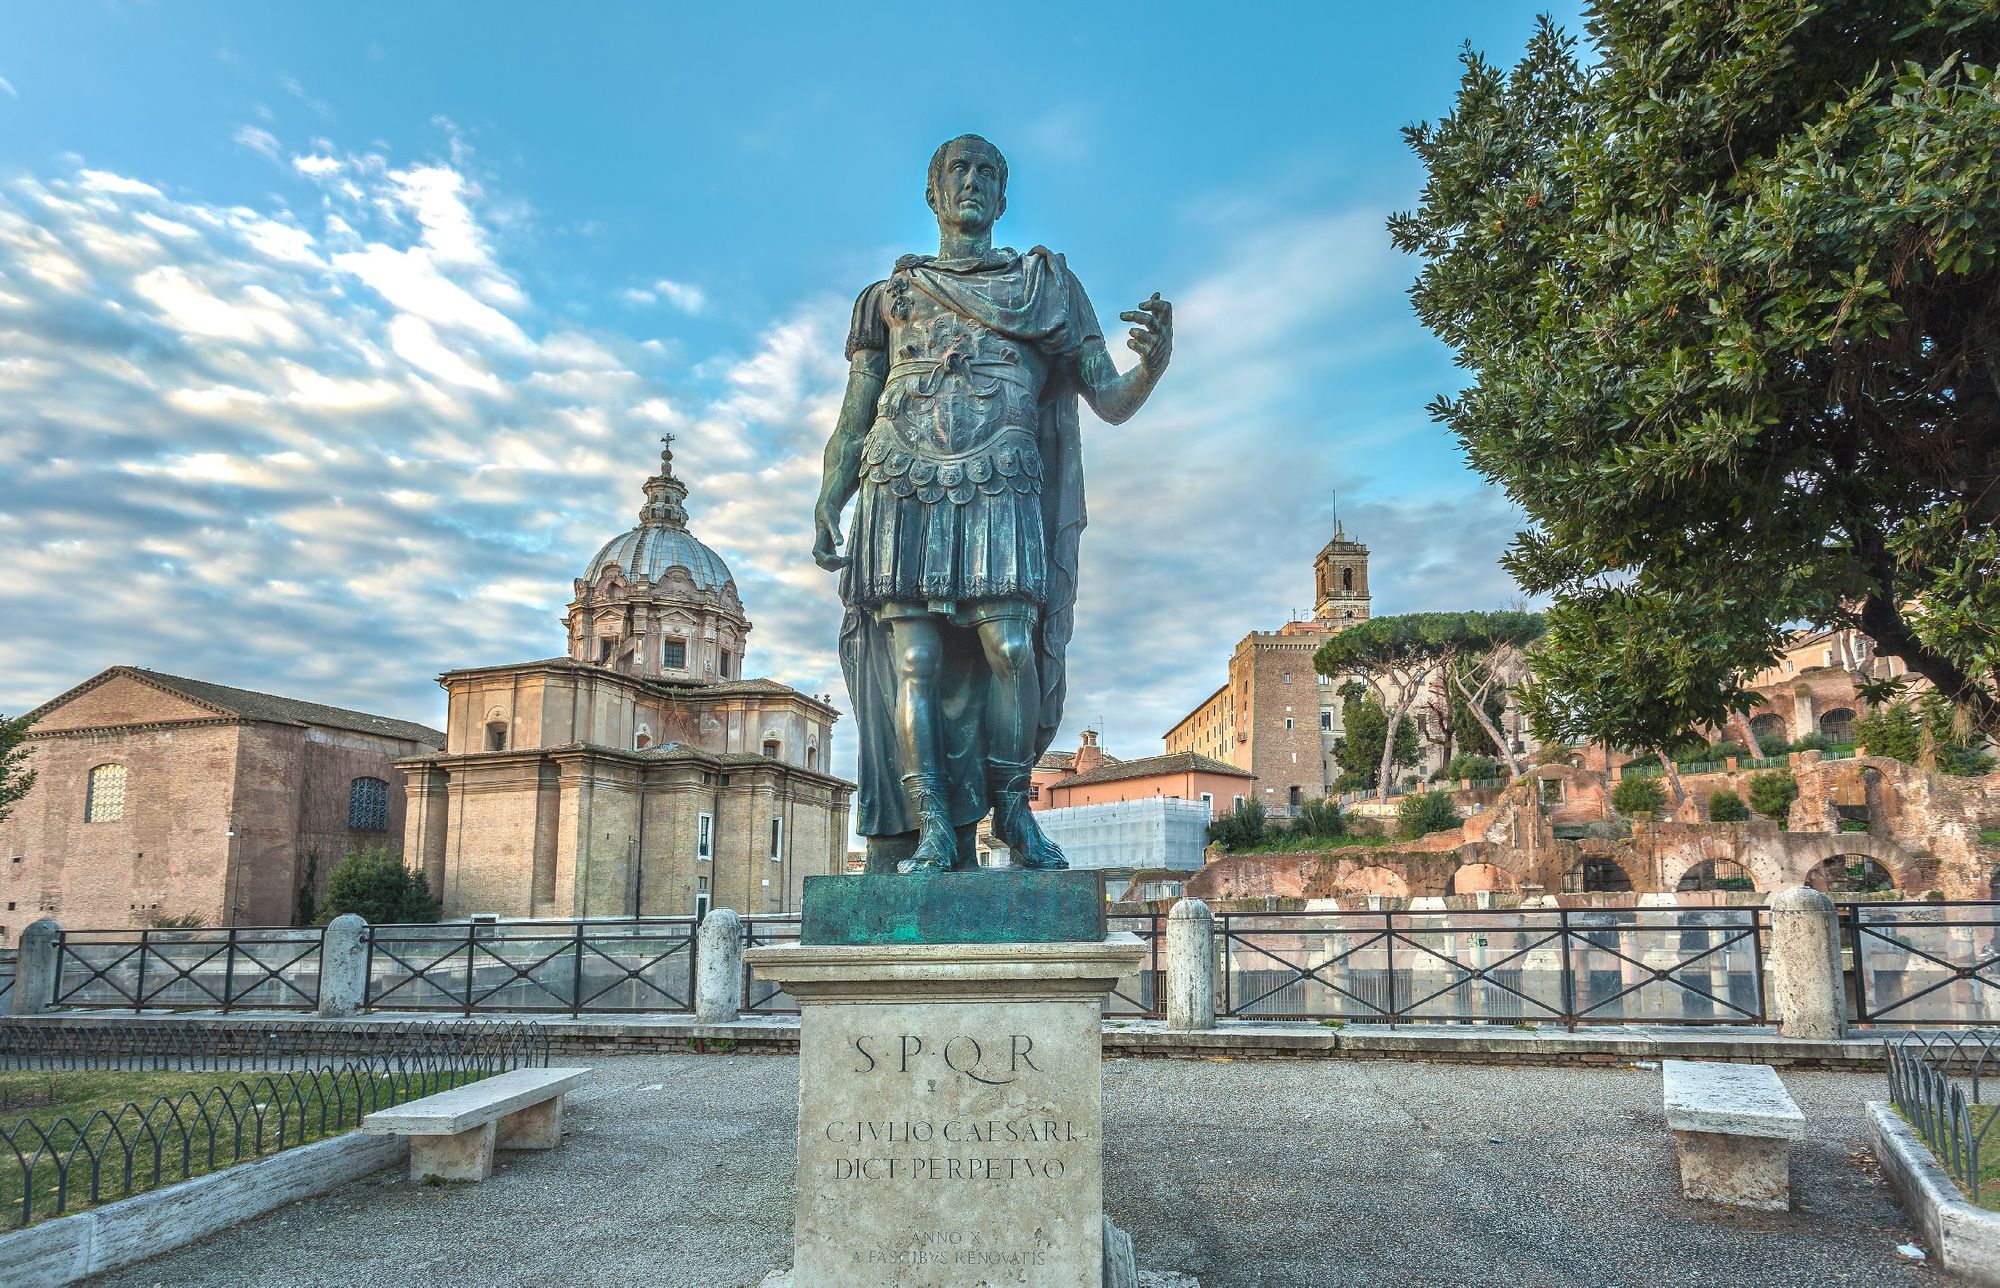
[1077,292,1172,425]
[812,349,886,570]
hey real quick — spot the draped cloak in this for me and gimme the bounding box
[838,247,1099,838]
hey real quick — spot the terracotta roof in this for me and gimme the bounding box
[1058,751,1252,789]
[110,668,444,746]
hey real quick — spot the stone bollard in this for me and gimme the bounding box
[695,907,744,1024]
[1769,887,1846,1039]
[11,918,60,1016]
[317,914,370,1017]
[1165,898,1216,1031]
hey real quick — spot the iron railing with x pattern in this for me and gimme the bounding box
[0,1017,551,1073]
[364,917,700,1015]
[741,916,802,1014]
[0,1020,541,1227]
[1105,913,1163,1018]
[1885,1029,2000,1205]
[1849,901,2000,1025]
[1216,908,1765,1028]
[53,926,323,1013]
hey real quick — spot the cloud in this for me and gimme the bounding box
[0,127,1524,808]
[0,76,14,99]
[625,277,707,314]
[232,126,282,161]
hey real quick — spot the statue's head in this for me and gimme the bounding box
[926,135,1007,234]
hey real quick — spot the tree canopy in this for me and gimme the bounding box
[1317,611,1546,798]
[319,845,442,926]
[1394,2,2000,737]
[0,714,35,827]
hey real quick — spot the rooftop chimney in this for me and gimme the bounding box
[1075,728,1105,774]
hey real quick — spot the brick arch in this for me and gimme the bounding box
[1448,863,1517,895]
[1771,831,1926,892]
[1659,844,1788,896]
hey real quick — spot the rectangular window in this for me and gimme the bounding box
[1284,717,1294,730]
[697,812,713,862]
[1200,792,1214,816]
[770,817,783,861]
[695,876,710,919]
[348,777,390,831]
[1234,795,1246,810]
[85,764,127,823]
[663,637,687,669]
[1320,712,1332,730]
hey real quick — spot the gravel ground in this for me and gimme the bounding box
[91,1056,1938,1288]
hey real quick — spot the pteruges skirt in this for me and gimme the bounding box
[840,464,1047,609]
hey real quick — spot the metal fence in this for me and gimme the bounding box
[26,902,2000,1029]
[0,1020,541,1227]
[1850,902,2000,1025]
[0,1018,551,1073]
[1215,908,1764,1027]
[53,926,323,1012]
[742,916,801,1015]
[1885,1030,2000,1205]
[365,918,698,1015]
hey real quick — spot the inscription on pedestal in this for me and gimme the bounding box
[794,1001,1103,1286]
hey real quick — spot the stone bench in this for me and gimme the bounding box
[362,1067,591,1182]
[1661,1059,1805,1211]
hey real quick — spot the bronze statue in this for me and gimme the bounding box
[813,135,1172,874]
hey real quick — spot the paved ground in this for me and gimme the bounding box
[92,1056,1938,1288]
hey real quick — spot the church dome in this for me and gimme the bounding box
[581,437,734,592]
[585,525,733,590]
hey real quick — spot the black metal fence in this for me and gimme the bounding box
[0,1019,546,1227]
[26,902,2000,1028]
[1215,908,1764,1028]
[1849,902,2000,1025]
[1885,1030,2000,1205]
[0,1018,551,1073]
[54,926,322,1011]
[364,918,698,1015]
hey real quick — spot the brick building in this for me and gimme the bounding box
[397,440,854,919]
[1163,523,1372,813]
[0,668,443,942]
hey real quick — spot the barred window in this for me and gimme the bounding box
[85,764,127,823]
[348,777,389,831]
[663,637,687,669]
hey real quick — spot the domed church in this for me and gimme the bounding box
[397,440,852,919]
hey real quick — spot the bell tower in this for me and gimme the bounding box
[1312,519,1370,631]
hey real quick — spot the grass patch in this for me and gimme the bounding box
[1981,828,2000,847]
[1228,832,1402,856]
[1900,1102,2000,1210]
[1,1067,484,1226]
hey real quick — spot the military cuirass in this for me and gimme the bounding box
[861,276,1048,506]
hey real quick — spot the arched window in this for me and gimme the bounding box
[806,746,818,771]
[1819,708,1856,744]
[1749,713,1787,748]
[486,722,508,752]
[348,777,389,831]
[85,764,127,823]
[1341,567,1353,591]
[1678,858,1755,892]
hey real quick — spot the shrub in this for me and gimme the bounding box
[1292,797,1346,840]
[1747,770,1799,825]
[320,844,442,925]
[1443,752,1501,782]
[1397,790,1460,839]
[1938,743,1998,778]
[1788,731,1832,754]
[1533,742,1573,766]
[1707,741,1745,762]
[1706,790,1748,822]
[1713,876,1756,892]
[1839,818,1870,833]
[1611,775,1666,816]
[1207,799,1267,853]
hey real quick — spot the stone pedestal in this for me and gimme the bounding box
[746,934,1145,1287]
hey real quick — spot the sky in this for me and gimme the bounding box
[0,1,1585,780]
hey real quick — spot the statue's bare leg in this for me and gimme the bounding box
[977,612,1067,870]
[888,613,957,873]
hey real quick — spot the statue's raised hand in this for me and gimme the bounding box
[1119,293,1173,374]
[812,502,848,571]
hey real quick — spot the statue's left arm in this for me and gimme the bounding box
[1075,292,1172,425]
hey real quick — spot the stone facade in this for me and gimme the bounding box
[0,668,443,942]
[398,442,854,919]
[1163,522,1372,813]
